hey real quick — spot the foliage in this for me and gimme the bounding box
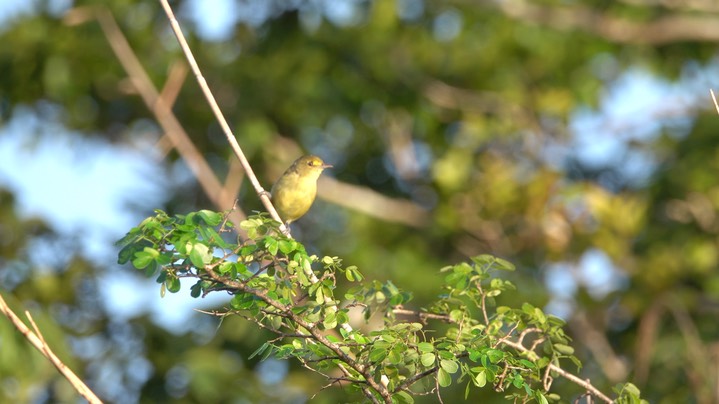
[2,0,719,402]
[117,210,643,403]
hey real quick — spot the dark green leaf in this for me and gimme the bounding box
[197,209,222,226]
[190,281,203,298]
[165,276,181,293]
[369,347,388,363]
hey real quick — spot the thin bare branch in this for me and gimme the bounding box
[710,89,719,115]
[64,6,247,230]
[571,311,628,382]
[157,0,287,233]
[0,294,103,404]
[489,0,719,44]
[318,176,430,228]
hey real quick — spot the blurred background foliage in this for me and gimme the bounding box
[1,0,719,402]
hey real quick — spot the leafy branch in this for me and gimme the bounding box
[117,210,645,403]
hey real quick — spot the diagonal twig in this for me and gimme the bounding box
[64,6,246,230]
[157,0,287,234]
[710,89,719,115]
[0,294,103,404]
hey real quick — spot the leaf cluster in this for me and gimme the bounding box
[117,210,643,403]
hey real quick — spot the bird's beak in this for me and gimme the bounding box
[322,163,333,169]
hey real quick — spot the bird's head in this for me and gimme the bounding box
[293,155,332,179]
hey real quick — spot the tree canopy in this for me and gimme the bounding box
[1,0,719,402]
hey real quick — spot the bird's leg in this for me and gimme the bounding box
[280,223,292,236]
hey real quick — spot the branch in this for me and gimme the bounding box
[389,307,614,403]
[64,6,246,230]
[154,2,358,338]
[319,176,430,228]
[571,311,628,383]
[200,265,392,403]
[392,308,453,323]
[393,364,440,394]
[157,0,287,233]
[490,0,719,44]
[0,294,103,404]
[501,338,613,403]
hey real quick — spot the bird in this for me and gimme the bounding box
[271,155,332,225]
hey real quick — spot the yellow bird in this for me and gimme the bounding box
[271,155,332,225]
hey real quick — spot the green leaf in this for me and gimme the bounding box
[445,271,468,289]
[474,369,486,387]
[440,359,459,374]
[374,291,386,303]
[545,393,561,401]
[417,342,434,353]
[165,276,181,293]
[322,312,337,329]
[189,243,212,268]
[449,309,464,322]
[351,333,369,344]
[437,349,454,360]
[624,382,641,396]
[437,368,452,387]
[264,236,279,255]
[278,239,296,254]
[351,267,364,281]
[230,294,256,310]
[486,349,504,363]
[336,310,349,325]
[420,352,436,367]
[199,225,229,248]
[554,343,575,355]
[369,347,388,363]
[197,209,222,226]
[493,257,515,271]
[534,307,547,324]
[117,240,148,265]
[496,306,511,314]
[190,281,203,298]
[519,359,536,369]
[512,373,524,388]
[393,390,414,404]
[486,289,502,297]
[387,349,403,365]
[239,244,258,256]
[132,247,160,269]
[381,334,396,343]
[314,285,325,304]
[249,342,270,360]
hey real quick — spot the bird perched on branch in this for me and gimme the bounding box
[271,155,332,225]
